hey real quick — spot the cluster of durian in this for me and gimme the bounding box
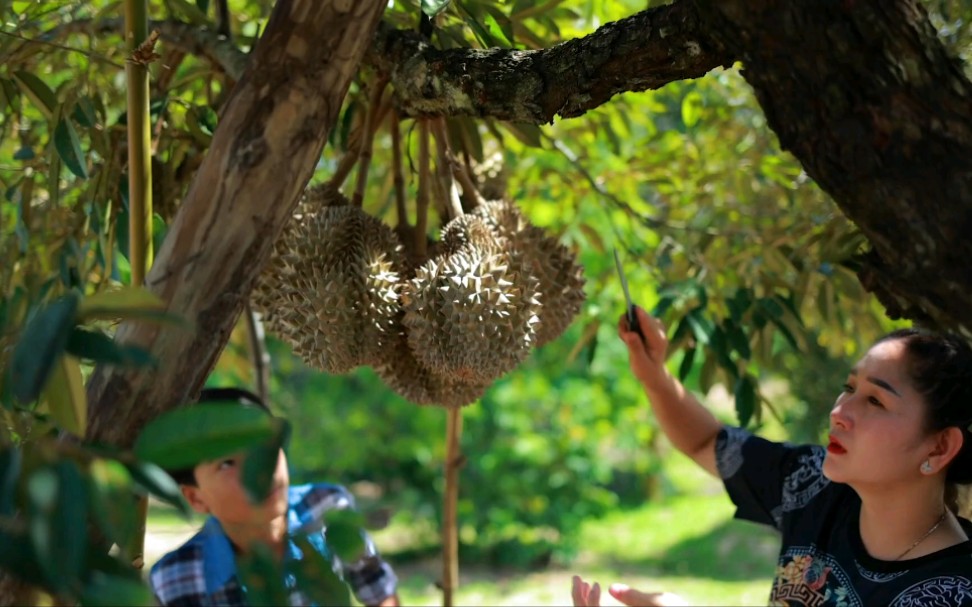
[252,183,405,374]
[253,188,586,408]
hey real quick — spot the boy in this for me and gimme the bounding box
[149,387,400,606]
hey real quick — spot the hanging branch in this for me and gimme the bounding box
[430,118,464,220]
[442,407,463,607]
[244,303,271,404]
[330,93,393,192]
[437,121,485,210]
[352,77,388,207]
[416,120,430,259]
[389,110,409,230]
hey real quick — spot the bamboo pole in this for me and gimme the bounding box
[442,408,463,607]
[123,0,153,569]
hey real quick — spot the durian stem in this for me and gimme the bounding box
[416,120,431,259]
[352,77,388,208]
[442,407,463,607]
[330,95,392,190]
[431,118,465,220]
[390,110,409,229]
[452,156,485,209]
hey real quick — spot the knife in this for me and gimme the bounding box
[613,248,645,342]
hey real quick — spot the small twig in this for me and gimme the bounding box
[416,120,431,259]
[0,29,125,69]
[352,77,388,208]
[129,29,161,65]
[390,109,409,229]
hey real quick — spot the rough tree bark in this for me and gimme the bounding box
[83,0,388,447]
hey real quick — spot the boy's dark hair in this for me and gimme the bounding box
[167,387,271,487]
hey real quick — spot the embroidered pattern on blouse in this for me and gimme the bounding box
[781,446,829,514]
[715,426,749,480]
[890,576,972,607]
[772,545,862,607]
[853,559,907,583]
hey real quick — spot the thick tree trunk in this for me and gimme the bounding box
[84,0,387,447]
[695,0,972,334]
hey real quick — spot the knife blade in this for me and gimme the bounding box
[613,248,644,341]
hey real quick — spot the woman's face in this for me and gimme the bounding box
[822,338,937,489]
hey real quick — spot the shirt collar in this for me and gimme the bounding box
[200,517,238,592]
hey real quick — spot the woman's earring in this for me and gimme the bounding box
[921,460,933,474]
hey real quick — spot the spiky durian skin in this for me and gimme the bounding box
[374,329,489,408]
[469,199,586,346]
[253,189,406,374]
[402,216,541,386]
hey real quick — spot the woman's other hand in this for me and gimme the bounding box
[572,575,689,606]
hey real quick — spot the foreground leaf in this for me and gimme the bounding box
[11,293,79,404]
[134,403,275,469]
[43,354,87,436]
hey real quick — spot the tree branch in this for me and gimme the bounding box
[695,0,972,334]
[369,1,731,122]
[24,2,730,124]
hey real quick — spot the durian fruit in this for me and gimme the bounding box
[374,329,489,408]
[470,199,586,346]
[252,183,407,374]
[402,215,541,385]
[470,150,509,202]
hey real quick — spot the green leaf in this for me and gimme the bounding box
[677,346,696,381]
[153,213,168,253]
[503,122,544,148]
[12,71,56,119]
[11,293,79,404]
[684,308,715,346]
[237,543,290,606]
[43,354,87,436]
[681,90,704,129]
[0,530,45,587]
[734,374,756,427]
[0,446,21,515]
[72,97,99,128]
[80,572,155,607]
[241,418,290,504]
[290,535,353,607]
[194,0,209,13]
[87,459,138,551]
[323,509,367,563]
[725,321,751,360]
[421,0,451,17]
[123,460,191,517]
[28,461,88,593]
[78,287,161,317]
[66,327,156,368]
[54,117,88,178]
[134,403,276,469]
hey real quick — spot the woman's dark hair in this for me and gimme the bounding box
[166,387,270,486]
[878,328,972,494]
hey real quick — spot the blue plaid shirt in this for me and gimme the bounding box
[149,483,397,606]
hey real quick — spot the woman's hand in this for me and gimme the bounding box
[618,306,671,386]
[571,575,689,606]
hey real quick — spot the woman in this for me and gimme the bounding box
[573,307,972,606]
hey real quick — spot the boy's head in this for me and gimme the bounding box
[170,387,291,525]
